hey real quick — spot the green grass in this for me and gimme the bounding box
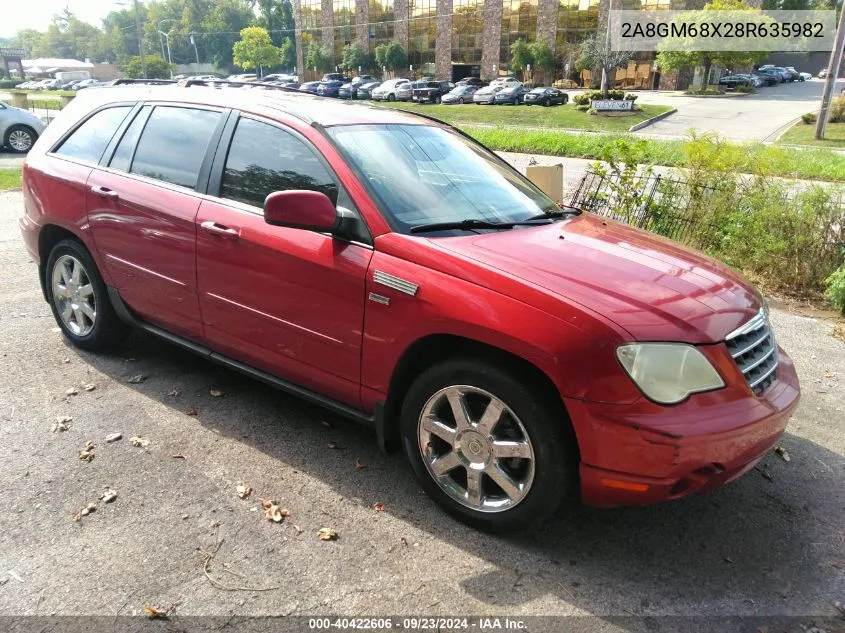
[0,169,22,191]
[463,127,845,182]
[778,120,845,149]
[383,102,672,132]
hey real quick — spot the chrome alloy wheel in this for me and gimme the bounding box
[418,385,535,513]
[51,254,97,336]
[8,129,33,152]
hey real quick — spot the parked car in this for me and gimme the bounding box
[441,84,485,104]
[321,72,345,82]
[455,77,485,86]
[262,73,298,83]
[755,69,781,85]
[226,73,257,82]
[355,81,381,100]
[472,85,501,104]
[760,66,792,82]
[339,75,378,99]
[489,76,521,89]
[20,83,800,532]
[371,78,410,101]
[819,68,828,78]
[718,74,755,89]
[298,81,322,94]
[494,85,529,105]
[316,80,344,98]
[523,87,568,106]
[74,79,104,90]
[0,101,46,153]
[798,71,812,81]
[397,80,425,101]
[783,67,801,81]
[412,80,453,103]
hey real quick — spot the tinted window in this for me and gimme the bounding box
[109,105,151,172]
[56,106,132,163]
[131,106,221,189]
[220,117,339,209]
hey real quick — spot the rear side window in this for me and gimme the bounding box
[220,117,339,208]
[130,106,221,189]
[109,105,151,172]
[55,106,132,163]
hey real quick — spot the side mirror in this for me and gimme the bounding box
[264,190,338,232]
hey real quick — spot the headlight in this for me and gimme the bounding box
[616,343,725,404]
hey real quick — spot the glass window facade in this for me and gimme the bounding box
[369,0,395,48]
[300,0,323,63]
[408,0,436,76]
[500,0,538,73]
[452,0,482,65]
[334,0,356,66]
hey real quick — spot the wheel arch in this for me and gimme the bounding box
[378,333,571,453]
[38,224,83,300]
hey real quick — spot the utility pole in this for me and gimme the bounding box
[815,5,845,140]
[133,0,146,78]
[190,33,200,75]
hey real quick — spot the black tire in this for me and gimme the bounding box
[542,98,551,107]
[435,95,441,104]
[400,358,578,532]
[387,93,395,102]
[45,239,130,351]
[458,97,464,104]
[4,124,37,154]
[562,94,569,105]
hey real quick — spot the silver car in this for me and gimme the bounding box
[0,102,47,153]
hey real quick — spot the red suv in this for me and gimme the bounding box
[19,83,800,531]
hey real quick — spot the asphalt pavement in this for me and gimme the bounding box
[0,189,843,630]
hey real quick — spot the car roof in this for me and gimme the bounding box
[72,83,431,127]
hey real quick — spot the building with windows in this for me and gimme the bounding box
[292,0,699,87]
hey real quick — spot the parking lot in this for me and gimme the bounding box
[0,182,843,628]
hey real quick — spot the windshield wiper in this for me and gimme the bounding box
[526,205,583,221]
[410,218,553,234]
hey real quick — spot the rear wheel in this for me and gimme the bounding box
[458,97,464,104]
[435,95,441,104]
[387,93,395,101]
[5,124,37,153]
[401,359,577,532]
[45,239,129,350]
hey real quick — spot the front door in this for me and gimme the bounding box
[195,114,372,407]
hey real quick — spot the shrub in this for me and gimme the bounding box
[573,93,591,106]
[826,265,845,315]
[830,96,845,124]
[801,112,818,124]
[735,85,755,93]
[624,93,638,102]
[685,87,726,96]
[575,103,590,111]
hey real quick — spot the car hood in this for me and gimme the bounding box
[435,215,761,344]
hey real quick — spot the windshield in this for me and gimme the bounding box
[327,124,558,235]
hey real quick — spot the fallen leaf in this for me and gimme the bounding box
[167,388,181,397]
[264,502,289,523]
[236,484,252,499]
[144,606,172,619]
[293,524,303,534]
[184,408,198,416]
[775,446,790,462]
[78,442,95,462]
[100,489,117,503]
[66,387,79,396]
[326,442,339,450]
[51,415,72,433]
[171,454,185,459]
[209,389,225,397]
[260,499,274,510]
[355,458,368,470]
[83,384,96,392]
[131,436,150,448]
[71,502,97,522]
[105,432,122,443]
[126,375,147,384]
[318,527,338,541]
[374,502,385,512]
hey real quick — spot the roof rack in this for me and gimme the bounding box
[110,78,177,86]
[181,78,303,95]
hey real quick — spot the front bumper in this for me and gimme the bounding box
[568,348,800,508]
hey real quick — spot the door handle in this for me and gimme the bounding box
[90,185,119,199]
[201,220,240,240]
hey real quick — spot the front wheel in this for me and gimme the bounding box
[401,359,577,532]
[458,97,464,104]
[387,93,395,101]
[45,239,129,351]
[5,125,37,153]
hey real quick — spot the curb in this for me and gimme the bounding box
[629,107,677,132]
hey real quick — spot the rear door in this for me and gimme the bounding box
[195,113,373,407]
[87,103,227,338]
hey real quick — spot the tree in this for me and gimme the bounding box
[255,0,296,47]
[305,42,331,73]
[280,37,296,71]
[125,55,173,79]
[576,34,631,97]
[528,41,555,83]
[509,38,533,76]
[656,0,769,88]
[375,41,406,75]
[233,26,281,74]
[341,42,370,73]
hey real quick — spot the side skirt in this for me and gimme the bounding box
[107,286,381,430]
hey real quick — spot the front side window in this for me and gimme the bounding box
[220,117,339,208]
[328,124,557,234]
[130,106,221,189]
[55,106,132,163]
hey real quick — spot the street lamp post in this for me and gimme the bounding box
[190,33,200,75]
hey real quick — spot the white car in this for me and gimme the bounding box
[0,101,47,153]
[799,72,812,81]
[490,76,521,89]
[371,78,409,101]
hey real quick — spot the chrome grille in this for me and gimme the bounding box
[725,309,778,395]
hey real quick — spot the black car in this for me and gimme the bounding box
[411,80,453,103]
[316,80,344,97]
[718,74,755,88]
[456,77,485,86]
[321,72,345,82]
[494,85,529,105]
[355,81,382,99]
[441,84,486,104]
[756,69,782,85]
[339,75,378,99]
[523,87,568,106]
